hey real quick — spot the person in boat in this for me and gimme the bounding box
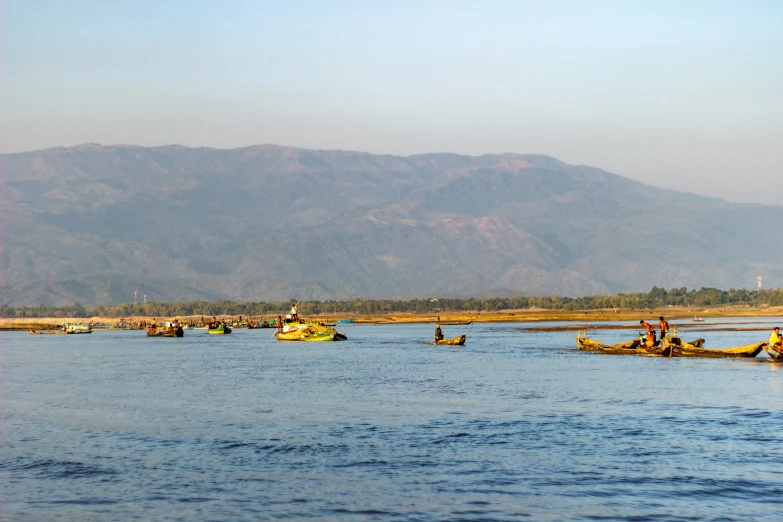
[290,302,299,322]
[770,327,783,350]
[639,320,656,347]
[435,323,444,342]
[658,316,669,340]
[277,315,284,333]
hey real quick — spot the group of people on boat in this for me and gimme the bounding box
[639,316,669,347]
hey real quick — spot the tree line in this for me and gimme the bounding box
[2,286,782,319]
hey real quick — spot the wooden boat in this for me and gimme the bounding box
[29,329,65,335]
[63,323,92,334]
[208,324,232,335]
[576,336,641,351]
[275,322,347,341]
[662,337,764,358]
[147,326,184,337]
[110,320,135,330]
[432,335,467,346]
[576,335,673,356]
[763,343,783,361]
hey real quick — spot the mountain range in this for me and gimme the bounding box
[2,143,781,306]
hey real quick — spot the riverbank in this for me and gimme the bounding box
[2,305,782,331]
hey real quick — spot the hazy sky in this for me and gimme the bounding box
[4,1,782,203]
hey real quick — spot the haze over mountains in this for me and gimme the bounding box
[2,144,781,307]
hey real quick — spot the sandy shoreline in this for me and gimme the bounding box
[2,305,782,331]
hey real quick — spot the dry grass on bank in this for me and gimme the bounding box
[2,305,781,330]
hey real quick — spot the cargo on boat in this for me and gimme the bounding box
[147,326,184,337]
[275,322,347,341]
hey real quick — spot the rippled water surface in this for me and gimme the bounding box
[2,321,783,520]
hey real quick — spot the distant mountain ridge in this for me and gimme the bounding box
[2,143,781,306]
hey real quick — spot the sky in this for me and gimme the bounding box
[3,0,782,203]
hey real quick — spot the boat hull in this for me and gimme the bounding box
[764,343,783,361]
[663,338,765,358]
[207,325,232,334]
[576,337,672,356]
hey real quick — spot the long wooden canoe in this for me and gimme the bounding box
[663,337,765,358]
[576,336,672,356]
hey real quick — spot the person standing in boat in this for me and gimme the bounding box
[658,316,669,340]
[640,320,656,346]
[290,302,299,322]
[277,315,284,334]
[770,327,783,350]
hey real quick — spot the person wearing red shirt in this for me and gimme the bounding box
[640,320,656,347]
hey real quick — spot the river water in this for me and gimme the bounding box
[2,320,782,520]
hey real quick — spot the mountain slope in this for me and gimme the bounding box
[1,144,781,306]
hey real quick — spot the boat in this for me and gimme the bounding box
[763,343,783,361]
[110,319,138,330]
[337,318,355,324]
[28,329,65,335]
[577,331,765,359]
[147,325,184,337]
[275,322,347,341]
[661,337,765,358]
[208,323,232,335]
[576,333,673,356]
[432,335,467,346]
[693,316,705,322]
[63,323,93,334]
